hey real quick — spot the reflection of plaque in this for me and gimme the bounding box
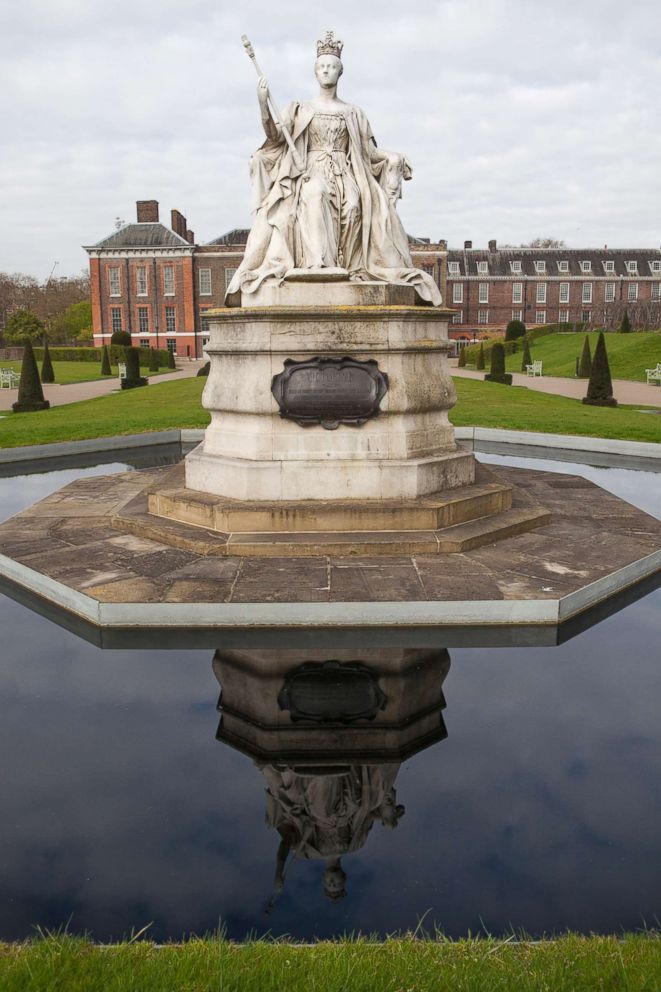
[271,357,389,430]
[278,661,387,724]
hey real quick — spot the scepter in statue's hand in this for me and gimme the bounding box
[241,35,305,171]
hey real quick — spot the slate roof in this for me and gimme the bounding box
[207,229,251,246]
[446,248,661,278]
[86,223,190,250]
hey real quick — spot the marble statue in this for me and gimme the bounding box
[227,32,442,306]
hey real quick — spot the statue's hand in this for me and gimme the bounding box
[257,75,270,107]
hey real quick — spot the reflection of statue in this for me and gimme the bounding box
[260,762,404,904]
[228,32,442,306]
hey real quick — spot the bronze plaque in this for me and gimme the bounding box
[278,661,387,724]
[271,356,388,430]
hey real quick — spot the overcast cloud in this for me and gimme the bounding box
[1,0,661,277]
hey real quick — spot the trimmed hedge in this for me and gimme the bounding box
[462,322,588,367]
[33,346,170,366]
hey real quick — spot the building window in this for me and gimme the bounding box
[110,307,122,333]
[476,261,488,275]
[478,309,489,324]
[627,282,638,301]
[448,261,460,275]
[582,310,592,323]
[626,260,638,275]
[165,306,176,333]
[535,310,546,324]
[559,309,570,323]
[582,282,593,304]
[557,261,569,272]
[452,283,463,303]
[534,260,545,273]
[603,260,615,274]
[224,268,238,290]
[580,260,592,274]
[109,268,121,296]
[512,282,523,304]
[511,309,523,322]
[559,282,570,304]
[536,283,547,304]
[604,282,616,303]
[199,268,212,295]
[650,261,661,274]
[138,307,149,333]
[139,338,149,348]
[136,266,148,296]
[166,338,176,355]
[478,283,489,303]
[652,283,661,301]
[163,266,175,295]
[510,261,522,274]
[452,311,463,323]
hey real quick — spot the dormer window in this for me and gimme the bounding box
[603,260,615,273]
[580,260,592,274]
[626,260,638,275]
[649,260,661,274]
[557,260,569,272]
[477,261,488,275]
[448,261,460,275]
[534,260,546,274]
[510,260,522,274]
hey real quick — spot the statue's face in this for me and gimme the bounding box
[315,54,343,87]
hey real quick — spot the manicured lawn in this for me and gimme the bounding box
[0,360,172,385]
[497,331,661,381]
[0,374,659,449]
[0,934,659,991]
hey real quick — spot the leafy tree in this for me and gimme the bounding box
[100,345,112,376]
[41,341,55,383]
[582,332,617,407]
[475,343,485,370]
[526,237,566,248]
[12,340,50,412]
[485,342,512,385]
[521,337,532,372]
[619,309,632,334]
[505,319,526,341]
[50,300,92,342]
[577,336,592,378]
[4,308,46,343]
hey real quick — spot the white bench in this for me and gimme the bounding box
[645,363,661,385]
[0,368,20,389]
[526,360,543,377]
[117,362,127,380]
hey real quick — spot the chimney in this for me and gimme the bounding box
[488,239,497,252]
[186,230,195,245]
[464,240,472,250]
[136,200,159,223]
[438,239,448,250]
[171,209,187,239]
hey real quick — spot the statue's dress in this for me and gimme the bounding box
[226,101,442,305]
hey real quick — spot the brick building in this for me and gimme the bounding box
[86,203,661,355]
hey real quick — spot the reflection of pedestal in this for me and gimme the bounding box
[185,283,472,501]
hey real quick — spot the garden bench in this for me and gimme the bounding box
[117,362,127,380]
[645,363,661,385]
[526,360,543,377]
[0,368,20,389]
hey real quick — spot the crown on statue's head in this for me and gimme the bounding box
[316,31,343,60]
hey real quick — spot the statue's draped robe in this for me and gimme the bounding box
[226,101,442,306]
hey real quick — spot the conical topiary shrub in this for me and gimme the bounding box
[619,309,632,334]
[12,340,50,412]
[167,348,176,370]
[100,345,112,376]
[484,342,512,385]
[476,343,485,370]
[120,346,148,390]
[577,336,592,378]
[40,341,55,384]
[521,337,532,372]
[457,346,466,368]
[148,347,159,372]
[582,332,617,407]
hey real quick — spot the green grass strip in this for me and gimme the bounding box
[0,360,172,385]
[0,375,659,450]
[0,933,660,991]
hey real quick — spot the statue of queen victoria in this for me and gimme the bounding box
[227,32,442,306]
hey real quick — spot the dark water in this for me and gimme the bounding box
[0,454,659,941]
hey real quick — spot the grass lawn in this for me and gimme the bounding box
[0,934,659,991]
[495,331,661,381]
[0,360,172,385]
[0,374,659,449]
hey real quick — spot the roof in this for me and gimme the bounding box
[446,247,661,278]
[207,229,251,246]
[86,223,190,250]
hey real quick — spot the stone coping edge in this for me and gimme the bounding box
[0,549,658,630]
[0,426,658,466]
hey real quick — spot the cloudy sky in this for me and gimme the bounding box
[2,0,661,278]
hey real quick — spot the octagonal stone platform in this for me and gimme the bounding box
[0,461,659,647]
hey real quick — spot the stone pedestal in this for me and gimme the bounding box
[185,282,473,501]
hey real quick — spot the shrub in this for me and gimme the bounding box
[100,345,112,376]
[40,341,55,383]
[484,343,512,385]
[12,340,50,412]
[583,332,617,407]
[197,361,211,377]
[4,308,45,344]
[619,309,632,334]
[167,349,176,370]
[521,338,532,372]
[110,330,132,346]
[475,343,485,370]
[505,319,526,341]
[148,347,159,372]
[577,336,592,378]
[120,347,148,390]
[457,347,466,368]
